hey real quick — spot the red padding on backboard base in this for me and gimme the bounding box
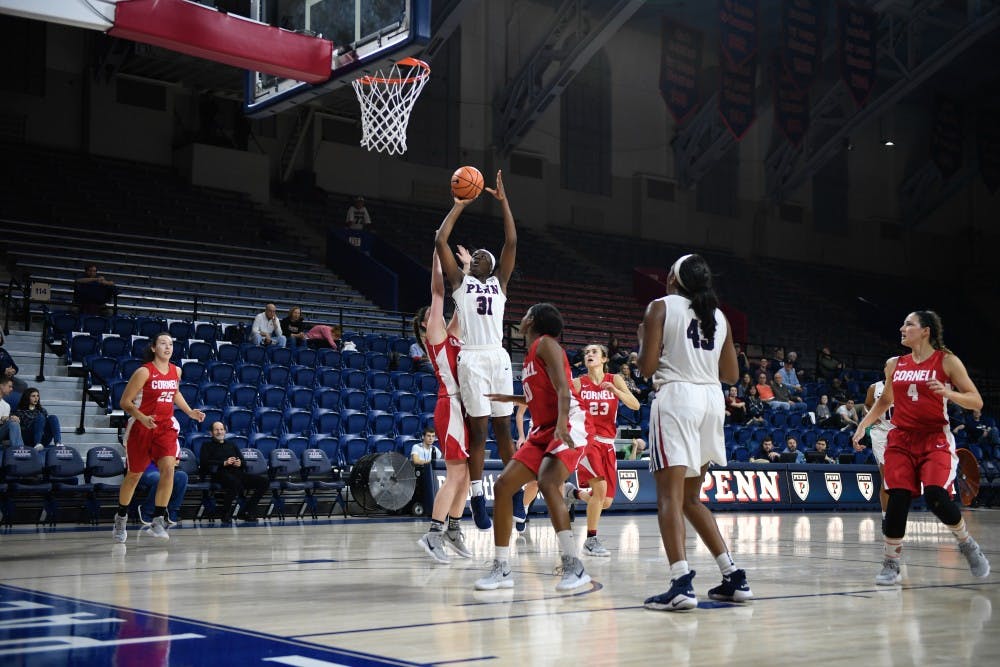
[109,0,333,84]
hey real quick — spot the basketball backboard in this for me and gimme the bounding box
[246,0,430,116]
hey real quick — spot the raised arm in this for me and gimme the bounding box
[434,200,472,289]
[609,373,641,411]
[485,170,517,293]
[425,251,448,346]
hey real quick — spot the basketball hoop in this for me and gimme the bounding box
[352,57,431,155]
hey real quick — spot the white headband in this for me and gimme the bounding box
[480,250,496,273]
[670,254,693,290]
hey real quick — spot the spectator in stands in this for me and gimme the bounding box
[0,334,26,397]
[817,345,844,380]
[965,409,1000,446]
[815,395,839,428]
[811,438,836,464]
[281,306,341,350]
[138,459,187,526]
[755,357,771,380]
[411,426,442,465]
[408,338,435,374]
[618,363,647,403]
[771,373,806,414]
[828,377,849,405]
[734,343,750,376]
[13,388,61,448]
[836,399,860,430]
[744,385,766,425]
[777,359,803,397]
[625,354,651,400]
[784,436,805,464]
[606,334,628,372]
[756,372,788,411]
[621,437,647,460]
[251,303,287,347]
[751,436,780,463]
[0,377,25,448]
[772,347,785,364]
[74,263,116,315]
[735,372,753,399]
[199,421,269,522]
[725,386,746,424]
[345,196,372,230]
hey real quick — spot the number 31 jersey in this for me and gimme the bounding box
[453,274,506,348]
[651,294,727,389]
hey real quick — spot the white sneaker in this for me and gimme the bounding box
[583,535,610,557]
[137,506,153,527]
[959,538,991,578]
[418,532,450,564]
[442,529,472,558]
[475,559,513,590]
[112,514,127,543]
[555,555,591,592]
[875,558,902,585]
[149,516,170,539]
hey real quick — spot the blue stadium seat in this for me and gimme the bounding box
[368,410,396,436]
[316,348,341,368]
[263,364,291,386]
[293,347,319,368]
[206,362,236,385]
[290,365,316,387]
[258,384,287,409]
[236,363,264,386]
[415,373,438,394]
[225,434,249,451]
[128,336,150,359]
[367,389,393,412]
[395,356,413,372]
[342,350,366,370]
[340,410,368,437]
[390,372,417,392]
[366,370,392,391]
[180,360,207,384]
[87,356,119,386]
[286,385,314,409]
[395,435,419,456]
[342,369,367,390]
[283,408,313,436]
[312,408,341,436]
[392,390,419,413]
[341,388,367,411]
[224,407,254,436]
[240,344,267,366]
[110,315,135,337]
[316,367,342,389]
[68,334,100,365]
[365,334,389,353]
[341,436,369,465]
[313,387,341,410]
[266,346,294,367]
[215,342,240,364]
[168,320,194,341]
[228,383,259,409]
[186,432,212,458]
[418,392,437,413]
[186,340,214,363]
[309,435,341,463]
[253,407,283,436]
[279,434,309,456]
[197,408,224,432]
[100,335,129,359]
[366,352,390,371]
[194,322,219,343]
[136,318,166,339]
[199,383,229,409]
[249,434,279,458]
[368,436,396,454]
[395,412,421,437]
[80,315,110,336]
[178,382,199,407]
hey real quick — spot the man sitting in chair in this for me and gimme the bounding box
[199,421,269,522]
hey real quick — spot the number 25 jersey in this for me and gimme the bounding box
[453,274,506,348]
[651,294,727,388]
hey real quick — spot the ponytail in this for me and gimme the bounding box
[674,254,719,341]
[914,310,952,355]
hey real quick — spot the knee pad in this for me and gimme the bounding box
[923,485,962,525]
[883,489,912,538]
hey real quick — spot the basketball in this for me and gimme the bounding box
[451,165,484,200]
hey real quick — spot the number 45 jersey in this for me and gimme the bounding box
[453,274,506,348]
[651,294,727,389]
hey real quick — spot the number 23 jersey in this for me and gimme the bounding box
[652,294,727,388]
[453,274,506,348]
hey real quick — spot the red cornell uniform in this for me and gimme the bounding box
[884,350,957,495]
[427,335,468,460]
[576,373,620,498]
[123,362,181,473]
[512,336,590,475]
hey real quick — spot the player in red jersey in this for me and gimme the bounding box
[564,343,640,557]
[854,310,990,584]
[476,303,592,592]
[414,250,473,564]
[112,333,205,543]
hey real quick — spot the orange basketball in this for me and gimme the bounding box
[451,165,484,200]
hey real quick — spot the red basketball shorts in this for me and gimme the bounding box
[435,395,469,461]
[512,426,585,477]
[124,416,180,473]
[576,437,618,498]
[883,427,957,496]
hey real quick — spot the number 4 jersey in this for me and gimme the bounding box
[453,274,506,348]
[890,350,949,431]
[651,294,727,389]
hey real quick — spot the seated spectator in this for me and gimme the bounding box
[411,427,442,465]
[281,306,341,350]
[345,195,372,230]
[735,372,753,399]
[811,438,836,464]
[138,459,188,526]
[0,334,25,396]
[73,263,116,315]
[606,334,629,372]
[199,421,269,521]
[836,399,860,430]
[755,357,771,381]
[751,435,781,463]
[777,359,803,397]
[0,377,25,448]
[626,437,647,460]
[744,385,766,425]
[815,395,840,429]
[817,345,843,381]
[784,436,805,464]
[13,387,61,448]
[757,372,788,411]
[618,363,648,403]
[251,303,287,347]
[734,343,750,376]
[965,409,1000,446]
[725,386,746,424]
[771,373,806,414]
[408,338,435,374]
[828,377,849,405]
[772,346,785,363]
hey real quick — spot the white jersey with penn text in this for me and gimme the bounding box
[453,274,506,349]
[651,294,727,388]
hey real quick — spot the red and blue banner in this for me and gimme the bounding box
[774,53,810,147]
[782,0,823,91]
[838,2,879,108]
[719,0,759,68]
[660,19,703,124]
[719,54,757,140]
[930,96,964,180]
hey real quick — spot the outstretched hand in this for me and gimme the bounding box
[456,245,473,272]
[484,170,505,202]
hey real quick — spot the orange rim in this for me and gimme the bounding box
[356,57,431,86]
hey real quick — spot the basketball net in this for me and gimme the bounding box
[352,57,431,156]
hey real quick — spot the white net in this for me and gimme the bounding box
[352,58,431,156]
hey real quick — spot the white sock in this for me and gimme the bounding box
[715,551,737,576]
[948,519,970,543]
[495,546,510,564]
[556,530,578,558]
[670,560,690,580]
[470,480,484,497]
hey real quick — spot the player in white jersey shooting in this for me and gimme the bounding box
[435,170,517,530]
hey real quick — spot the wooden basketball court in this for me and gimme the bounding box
[1,509,997,664]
